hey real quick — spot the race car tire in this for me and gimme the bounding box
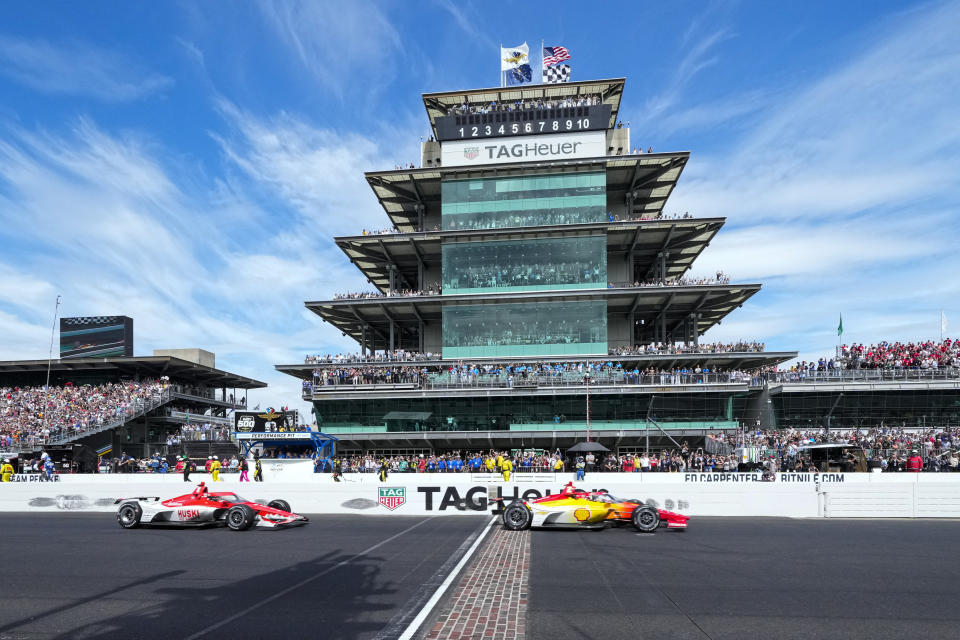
[117,503,142,529]
[632,506,660,533]
[502,501,531,531]
[267,499,291,513]
[226,504,256,531]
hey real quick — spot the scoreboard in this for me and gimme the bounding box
[434,104,611,142]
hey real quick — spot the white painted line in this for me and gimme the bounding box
[396,515,498,640]
[183,517,435,640]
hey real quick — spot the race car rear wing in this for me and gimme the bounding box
[113,497,161,504]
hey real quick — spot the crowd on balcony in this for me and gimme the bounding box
[305,359,765,391]
[446,94,602,117]
[353,210,703,238]
[333,285,442,300]
[0,380,166,450]
[772,339,960,377]
[306,350,439,364]
[610,341,766,356]
[607,272,731,289]
[304,341,767,368]
[837,339,959,370]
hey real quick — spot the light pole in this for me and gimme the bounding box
[44,295,62,440]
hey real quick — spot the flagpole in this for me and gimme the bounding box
[499,42,503,88]
[541,39,544,84]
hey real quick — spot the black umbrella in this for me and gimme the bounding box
[565,441,611,453]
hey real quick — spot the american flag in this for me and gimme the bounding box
[543,46,571,67]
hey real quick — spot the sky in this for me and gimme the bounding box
[0,0,957,415]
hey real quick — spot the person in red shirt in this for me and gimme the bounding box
[906,451,924,472]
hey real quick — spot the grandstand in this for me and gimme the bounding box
[0,355,266,464]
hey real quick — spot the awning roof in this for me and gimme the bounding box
[335,217,724,293]
[0,356,268,389]
[304,284,760,353]
[422,78,626,134]
[365,152,689,232]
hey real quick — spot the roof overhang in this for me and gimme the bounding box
[0,356,268,389]
[305,284,760,352]
[334,217,723,293]
[365,152,689,232]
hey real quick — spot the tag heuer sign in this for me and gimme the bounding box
[463,146,479,160]
[379,487,406,510]
[235,416,256,432]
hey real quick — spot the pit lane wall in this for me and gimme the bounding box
[3,463,960,518]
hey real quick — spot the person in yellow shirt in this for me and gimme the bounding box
[501,457,513,482]
[485,456,495,472]
[496,452,504,473]
[1,459,14,482]
[553,457,564,472]
[210,456,222,482]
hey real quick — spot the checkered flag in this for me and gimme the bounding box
[542,64,571,84]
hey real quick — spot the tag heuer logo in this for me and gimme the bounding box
[379,487,406,510]
[463,147,479,160]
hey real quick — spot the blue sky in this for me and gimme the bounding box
[0,0,957,413]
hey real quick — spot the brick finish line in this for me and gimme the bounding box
[424,525,529,640]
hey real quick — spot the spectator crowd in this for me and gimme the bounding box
[1,380,166,450]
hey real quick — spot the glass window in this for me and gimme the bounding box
[442,236,606,294]
[442,300,607,358]
[441,171,606,231]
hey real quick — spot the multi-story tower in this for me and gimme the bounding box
[278,78,796,453]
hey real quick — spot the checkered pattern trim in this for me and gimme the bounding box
[62,316,126,326]
[542,64,571,84]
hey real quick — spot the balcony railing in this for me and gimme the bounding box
[305,371,761,395]
[302,367,960,396]
[768,369,960,384]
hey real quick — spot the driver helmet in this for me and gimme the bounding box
[207,456,212,460]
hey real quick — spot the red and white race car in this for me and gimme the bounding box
[115,482,308,530]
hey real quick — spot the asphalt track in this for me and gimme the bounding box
[2,515,959,640]
[0,513,488,640]
[528,518,960,640]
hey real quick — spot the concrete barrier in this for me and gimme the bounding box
[3,471,959,518]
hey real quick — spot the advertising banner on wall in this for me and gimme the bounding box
[441,130,605,168]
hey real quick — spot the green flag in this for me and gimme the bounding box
[837,314,843,337]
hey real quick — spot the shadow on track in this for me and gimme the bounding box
[57,550,398,640]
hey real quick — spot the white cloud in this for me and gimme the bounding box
[634,28,733,129]
[0,35,172,101]
[212,100,395,237]
[257,0,402,97]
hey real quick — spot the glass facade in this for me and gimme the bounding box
[314,392,749,433]
[773,390,960,429]
[441,171,606,231]
[442,235,606,294]
[442,300,606,358]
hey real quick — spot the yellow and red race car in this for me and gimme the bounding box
[501,483,689,533]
